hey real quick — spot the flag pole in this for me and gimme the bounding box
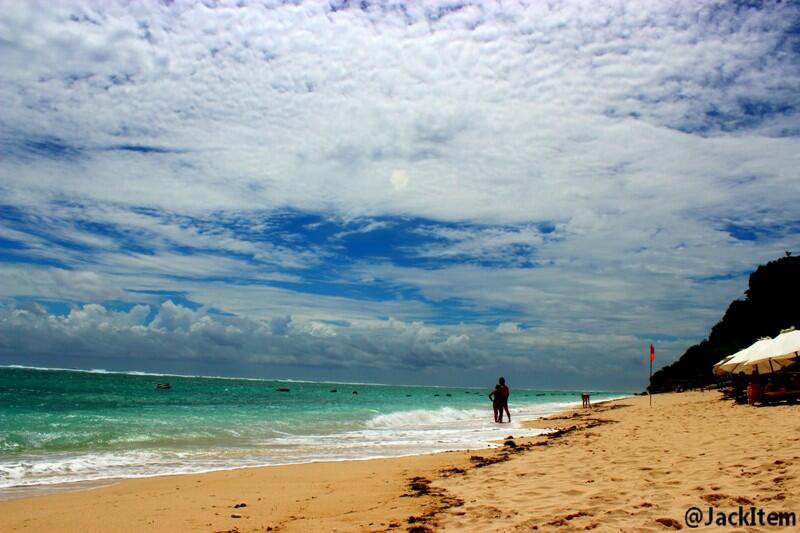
[649,355,652,407]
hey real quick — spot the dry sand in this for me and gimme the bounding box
[1,391,798,532]
[434,391,800,532]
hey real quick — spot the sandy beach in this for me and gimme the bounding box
[1,391,798,532]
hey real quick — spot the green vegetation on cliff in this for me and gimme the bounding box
[649,254,800,392]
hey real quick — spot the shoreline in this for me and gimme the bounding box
[0,446,512,503]
[1,396,618,501]
[3,391,796,531]
[0,446,490,532]
[0,415,568,503]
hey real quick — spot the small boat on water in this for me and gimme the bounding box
[156,383,171,390]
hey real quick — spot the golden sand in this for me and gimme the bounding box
[1,391,798,532]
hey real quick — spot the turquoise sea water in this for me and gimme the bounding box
[0,366,626,492]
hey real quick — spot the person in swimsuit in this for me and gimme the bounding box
[489,377,511,422]
[497,377,510,422]
[489,384,502,422]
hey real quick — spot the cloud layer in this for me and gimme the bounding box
[1,0,799,389]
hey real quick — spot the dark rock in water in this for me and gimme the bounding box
[275,388,290,392]
[406,394,412,397]
[504,439,517,448]
[445,393,451,397]
[465,391,470,393]
[434,394,440,397]
[352,390,358,394]
[329,389,337,393]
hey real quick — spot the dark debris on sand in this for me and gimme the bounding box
[396,410,618,531]
[406,476,433,497]
[655,517,683,529]
[469,454,509,468]
[401,474,464,531]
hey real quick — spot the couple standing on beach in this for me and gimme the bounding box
[489,377,511,423]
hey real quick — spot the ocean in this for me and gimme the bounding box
[0,366,626,494]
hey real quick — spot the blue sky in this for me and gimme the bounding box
[1,0,799,389]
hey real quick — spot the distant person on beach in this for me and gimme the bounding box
[747,378,763,406]
[489,377,511,422]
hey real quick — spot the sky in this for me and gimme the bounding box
[0,0,799,390]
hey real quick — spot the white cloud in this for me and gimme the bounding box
[302,320,338,337]
[2,0,796,222]
[496,322,520,334]
[0,301,519,372]
[1,0,799,387]
[0,298,679,386]
[0,266,124,303]
[331,219,392,240]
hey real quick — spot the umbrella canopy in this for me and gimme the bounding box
[712,354,737,375]
[741,328,800,374]
[714,337,773,375]
[714,328,800,375]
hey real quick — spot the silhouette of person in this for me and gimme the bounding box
[581,392,591,408]
[489,377,511,422]
[489,384,501,422]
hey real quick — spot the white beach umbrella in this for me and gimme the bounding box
[712,354,737,375]
[714,337,773,375]
[739,328,800,374]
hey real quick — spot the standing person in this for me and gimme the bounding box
[488,384,502,422]
[489,377,511,422]
[497,377,510,422]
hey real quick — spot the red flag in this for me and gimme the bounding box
[649,344,655,362]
